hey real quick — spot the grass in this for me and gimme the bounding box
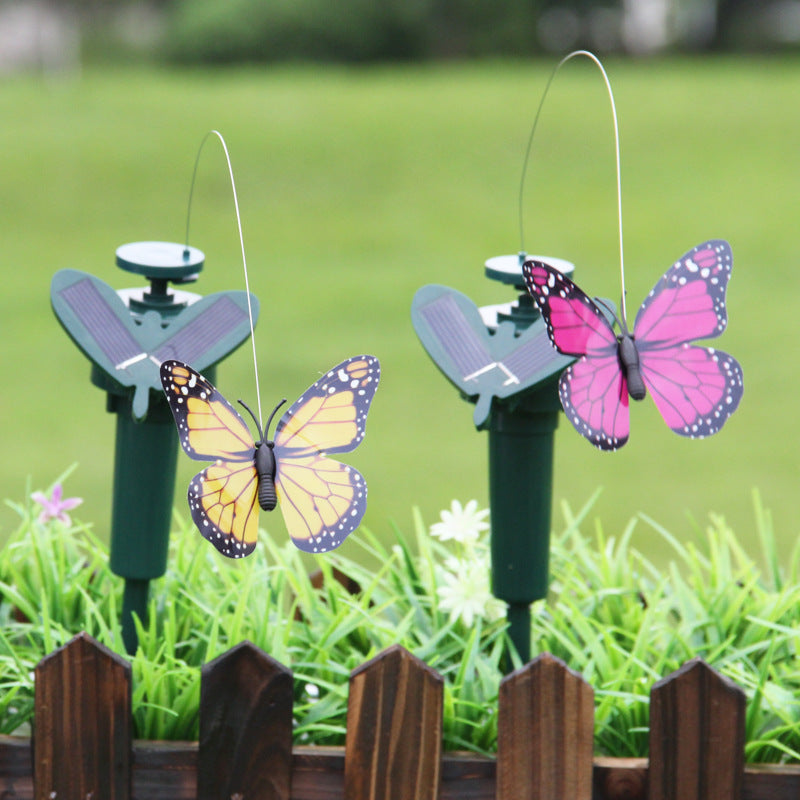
[1,484,511,750]
[543,492,800,763]
[2,481,800,762]
[1,56,799,562]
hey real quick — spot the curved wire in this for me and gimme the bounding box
[184,130,263,426]
[518,50,627,321]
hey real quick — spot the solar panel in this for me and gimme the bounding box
[58,275,147,370]
[52,269,258,420]
[412,284,572,427]
[417,291,495,379]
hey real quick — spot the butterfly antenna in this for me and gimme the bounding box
[594,296,625,333]
[184,130,264,428]
[264,398,287,438]
[518,50,627,322]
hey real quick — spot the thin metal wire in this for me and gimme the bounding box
[518,50,627,322]
[185,130,263,425]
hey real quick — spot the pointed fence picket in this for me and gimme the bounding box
[497,652,594,799]
[0,633,797,799]
[345,644,443,800]
[33,631,131,800]
[198,641,293,799]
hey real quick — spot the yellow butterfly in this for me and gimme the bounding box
[160,356,380,558]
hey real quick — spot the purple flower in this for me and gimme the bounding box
[31,484,83,526]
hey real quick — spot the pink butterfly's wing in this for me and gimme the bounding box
[560,357,630,450]
[634,240,732,347]
[523,261,618,356]
[639,345,743,438]
[634,241,743,437]
[523,260,630,450]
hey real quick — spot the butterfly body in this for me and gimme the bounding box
[616,330,646,401]
[523,240,743,450]
[161,355,380,556]
[254,441,278,511]
[236,397,285,513]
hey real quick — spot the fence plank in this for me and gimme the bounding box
[133,741,197,800]
[33,631,131,800]
[198,640,293,800]
[497,652,594,800]
[593,757,648,800]
[742,765,800,800]
[344,644,443,800]
[0,734,33,798]
[2,736,800,799]
[649,658,746,800]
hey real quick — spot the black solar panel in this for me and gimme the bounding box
[59,277,142,368]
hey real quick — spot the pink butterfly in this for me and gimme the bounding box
[522,240,744,450]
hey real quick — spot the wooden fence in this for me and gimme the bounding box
[0,632,798,799]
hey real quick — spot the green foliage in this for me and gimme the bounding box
[0,483,509,751]
[2,480,800,762]
[3,60,798,561]
[535,490,800,762]
[163,0,542,63]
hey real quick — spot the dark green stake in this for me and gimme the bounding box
[412,252,578,667]
[52,241,259,653]
[106,389,182,653]
[487,381,560,664]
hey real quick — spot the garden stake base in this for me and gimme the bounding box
[488,389,560,664]
[108,390,181,652]
[52,241,260,653]
[413,253,576,667]
[121,578,150,654]
[505,602,532,666]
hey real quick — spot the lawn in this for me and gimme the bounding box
[1,56,797,564]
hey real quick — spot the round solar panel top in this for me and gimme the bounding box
[116,241,205,280]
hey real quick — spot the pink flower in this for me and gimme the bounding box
[31,484,83,526]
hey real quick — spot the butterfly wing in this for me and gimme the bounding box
[560,357,630,450]
[638,345,744,439]
[273,355,380,551]
[188,461,260,558]
[633,241,743,437]
[160,360,256,461]
[634,240,733,347]
[524,260,629,449]
[275,355,380,455]
[523,261,619,357]
[276,455,367,553]
[160,359,260,558]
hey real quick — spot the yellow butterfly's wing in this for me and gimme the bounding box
[272,355,379,552]
[189,461,260,558]
[160,360,255,461]
[275,355,380,455]
[161,359,260,558]
[275,454,367,553]
[189,461,258,558]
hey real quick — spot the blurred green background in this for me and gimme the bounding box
[1,1,798,564]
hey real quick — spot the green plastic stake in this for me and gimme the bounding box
[412,253,576,665]
[52,241,259,653]
[487,379,560,664]
[107,391,180,579]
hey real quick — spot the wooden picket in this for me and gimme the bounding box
[345,645,443,800]
[0,633,795,799]
[33,631,131,800]
[198,641,293,799]
[649,658,746,800]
